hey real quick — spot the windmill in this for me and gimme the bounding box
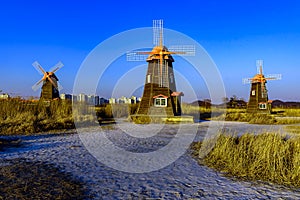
[127,20,195,117]
[243,60,281,113]
[32,61,64,100]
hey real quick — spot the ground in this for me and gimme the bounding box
[0,121,300,199]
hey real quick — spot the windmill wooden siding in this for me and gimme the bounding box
[136,53,182,116]
[40,78,60,100]
[247,81,271,113]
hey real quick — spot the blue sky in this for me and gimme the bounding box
[1,0,300,102]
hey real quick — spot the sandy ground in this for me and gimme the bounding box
[0,121,300,199]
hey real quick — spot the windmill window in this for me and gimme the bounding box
[147,74,151,83]
[259,103,267,109]
[170,73,174,83]
[252,90,255,96]
[154,97,167,107]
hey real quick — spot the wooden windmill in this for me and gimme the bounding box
[127,20,195,117]
[243,60,281,113]
[32,61,64,100]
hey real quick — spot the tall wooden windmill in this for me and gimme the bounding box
[243,60,281,113]
[127,20,195,118]
[32,61,64,100]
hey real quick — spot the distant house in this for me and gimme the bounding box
[72,95,78,102]
[99,97,109,105]
[109,96,140,104]
[272,100,300,108]
[60,93,72,100]
[87,95,97,105]
[78,93,88,102]
[109,98,116,104]
[67,95,138,105]
[227,99,247,108]
[0,93,10,99]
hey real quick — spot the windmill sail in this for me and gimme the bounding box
[32,61,46,75]
[32,61,64,100]
[32,78,45,91]
[126,20,195,119]
[50,61,64,73]
[153,19,163,46]
[126,20,195,62]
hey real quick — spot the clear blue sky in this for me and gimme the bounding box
[1,0,300,102]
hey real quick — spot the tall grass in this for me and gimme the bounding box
[181,104,300,124]
[191,132,300,187]
[0,99,75,135]
[181,103,222,120]
[285,125,300,134]
[95,103,139,119]
[0,99,139,135]
[221,112,300,124]
[273,108,300,117]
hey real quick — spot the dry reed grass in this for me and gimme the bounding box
[191,132,300,187]
[0,99,139,135]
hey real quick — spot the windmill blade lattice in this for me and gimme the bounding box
[126,51,149,61]
[126,19,196,88]
[32,78,45,91]
[50,61,64,73]
[153,19,163,46]
[168,45,195,56]
[242,78,252,84]
[256,59,263,74]
[32,61,63,91]
[47,75,58,89]
[265,74,282,80]
[32,61,46,75]
[261,80,266,98]
[57,82,63,91]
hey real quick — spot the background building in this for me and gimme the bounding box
[60,93,72,100]
[0,93,10,99]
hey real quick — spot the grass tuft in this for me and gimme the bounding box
[285,125,300,134]
[191,132,300,187]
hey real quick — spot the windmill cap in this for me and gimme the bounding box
[152,46,168,52]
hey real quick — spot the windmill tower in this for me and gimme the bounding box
[32,61,63,100]
[243,60,281,113]
[127,20,195,118]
